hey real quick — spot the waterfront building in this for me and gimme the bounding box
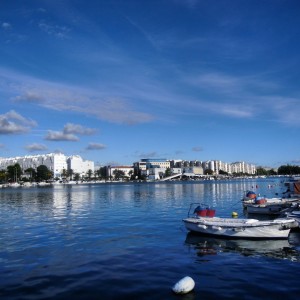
[134,158,256,179]
[169,160,183,168]
[147,167,166,180]
[212,160,232,174]
[231,161,256,175]
[0,153,94,178]
[107,165,134,179]
[183,166,203,175]
[140,158,170,169]
[134,158,170,179]
[133,161,147,174]
[202,160,215,173]
[67,155,95,178]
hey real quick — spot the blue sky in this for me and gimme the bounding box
[0,0,300,168]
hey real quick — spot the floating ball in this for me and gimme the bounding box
[172,276,195,294]
[232,211,238,218]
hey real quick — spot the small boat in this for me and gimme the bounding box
[183,203,296,239]
[244,201,297,215]
[242,191,300,215]
[285,210,300,228]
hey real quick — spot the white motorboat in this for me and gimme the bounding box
[244,201,298,215]
[242,191,300,215]
[286,210,300,228]
[183,203,296,239]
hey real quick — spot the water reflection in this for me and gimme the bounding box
[185,232,300,261]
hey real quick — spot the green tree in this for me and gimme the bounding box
[67,168,74,180]
[0,169,7,182]
[219,169,228,175]
[113,169,125,180]
[204,169,213,175]
[165,167,172,177]
[24,168,36,182]
[61,168,67,179]
[87,169,93,180]
[268,169,277,175]
[128,170,134,180]
[36,165,52,181]
[74,173,80,181]
[98,167,107,179]
[256,167,268,176]
[7,163,22,182]
[278,165,300,175]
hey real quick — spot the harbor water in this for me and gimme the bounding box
[1,178,300,299]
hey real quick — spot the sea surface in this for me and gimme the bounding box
[1,178,300,300]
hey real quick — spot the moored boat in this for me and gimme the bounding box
[183,203,296,239]
[242,191,300,215]
[285,210,300,228]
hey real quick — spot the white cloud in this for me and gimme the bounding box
[44,123,97,142]
[38,21,70,39]
[25,143,48,152]
[0,110,37,135]
[86,143,106,150]
[45,130,79,141]
[192,146,203,152]
[13,91,44,103]
[63,123,97,135]
[3,68,154,125]
[136,151,158,158]
[2,67,300,129]
[2,22,11,30]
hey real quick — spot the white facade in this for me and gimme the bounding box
[107,166,134,179]
[202,160,215,172]
[134,159,256,177]
[67,155,95,177]
[148,167,166,180]
[183,166,203,175]
[0,153,94,178]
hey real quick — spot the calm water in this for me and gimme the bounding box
[1,179,300,300]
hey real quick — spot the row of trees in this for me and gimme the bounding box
[256,165,300,176]
[0,163,53,183]
[0,163,108,183]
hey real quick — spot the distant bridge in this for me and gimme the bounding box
[159,173,214,181]
[159,173,183,181]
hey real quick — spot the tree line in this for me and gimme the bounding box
[256,165,300,176]
[0,163,53,183]
[0,163,95,183]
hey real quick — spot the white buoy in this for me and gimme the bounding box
[172,276,195,294]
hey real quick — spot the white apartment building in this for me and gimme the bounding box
[212,160,232,174]
[67,155,95,177]
[135,158,256,177]
[183,166,204,175]
[231,161,256,175]
[0,153,94,178]
[202,160,215,173]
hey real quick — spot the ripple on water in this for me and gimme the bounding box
[1,181,300,300]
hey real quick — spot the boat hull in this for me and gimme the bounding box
[245,204,290,215]
[286,211,300,228]
[243,198,300,215]
[183,217,294,239]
